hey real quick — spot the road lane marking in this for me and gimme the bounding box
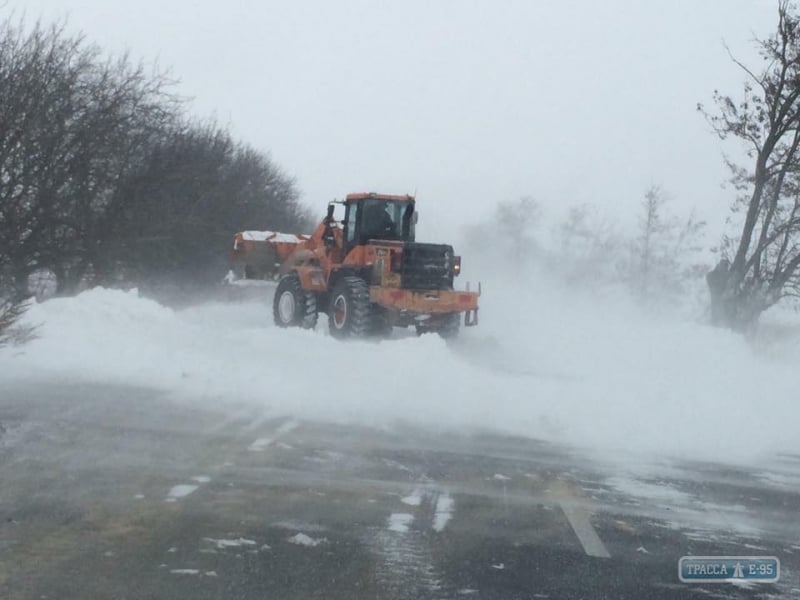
[388,513,415,533]
[241,411,275,433]
[248,419,298,452]
[401,488,424,506]
[433,492,454,532]
[551,480,611,559]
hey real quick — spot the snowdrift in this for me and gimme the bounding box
[1,280,798,467]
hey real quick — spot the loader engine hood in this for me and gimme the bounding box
[399,242,455,290]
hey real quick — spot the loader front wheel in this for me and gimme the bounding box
[273,273,318,329]
[329,276,371,339]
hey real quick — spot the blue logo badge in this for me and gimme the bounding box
[679,556,779,583]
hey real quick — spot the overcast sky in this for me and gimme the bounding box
[8,0,778,241]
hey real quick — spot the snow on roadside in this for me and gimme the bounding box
[0,284,798,468]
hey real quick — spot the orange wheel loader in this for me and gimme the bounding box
[231,192,480,339]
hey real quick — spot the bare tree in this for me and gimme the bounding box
[98,122,309,290]
[699,1,800,330]
[0,19,178,295]
[557,204,623,286]
[0,16,308,298]
[495,196,541,262]
[630,186,705,303]
[0,296,35,348]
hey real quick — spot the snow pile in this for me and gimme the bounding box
[241,231,308,243]
[1,282,798,466]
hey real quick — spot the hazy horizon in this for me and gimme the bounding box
[7,1,778,242]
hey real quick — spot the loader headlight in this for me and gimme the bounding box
[453,255,461,276]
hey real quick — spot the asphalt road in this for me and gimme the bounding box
[1,381,798,599]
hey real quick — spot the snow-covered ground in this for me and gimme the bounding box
[1,273,798,468]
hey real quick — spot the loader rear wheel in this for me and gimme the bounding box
[273,273,318,329]
[329,276,371,339]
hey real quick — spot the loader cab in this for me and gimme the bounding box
[342,193,416,252]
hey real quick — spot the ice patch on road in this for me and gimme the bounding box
[388,513,415,533]
[170,569,200,575]
[742,543,768,551]
[165,484,198,502]
[203,537,257,549]
[248,437,273,452]
[287,533,327,547]
[605,475,771,538]
[605,477,693,506]
[757,471,800,491]
[383,458,413,472]
[272,520,327,532]
[191,475,211,483]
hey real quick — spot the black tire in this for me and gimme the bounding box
[328,276,371,339]
[416,312,461,339]
[437,312,461,339]
[369,308,394,338]
[273,273,318,329]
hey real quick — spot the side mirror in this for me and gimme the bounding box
[326,203,335,221]
[412,212,419,225]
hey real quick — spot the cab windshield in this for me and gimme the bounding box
[357,199,415,242]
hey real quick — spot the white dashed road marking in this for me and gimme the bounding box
[432,492,454,532]
[560,501,610,558]
[401,488,424,506]
[552,480,610,559]
[248,419,299,452]
[387,513,415,533]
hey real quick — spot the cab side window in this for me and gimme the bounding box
[345,203,358,244]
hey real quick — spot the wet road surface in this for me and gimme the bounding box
[1,381,799,599]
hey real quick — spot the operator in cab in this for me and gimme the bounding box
[361,201,397,239]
